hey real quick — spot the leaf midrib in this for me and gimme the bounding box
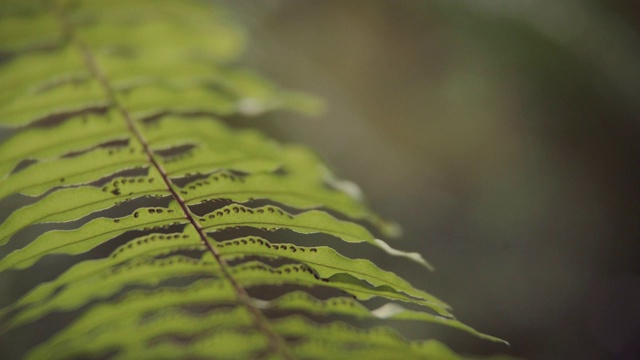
[55,5,295,359]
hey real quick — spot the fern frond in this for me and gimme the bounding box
[0,0,506,359]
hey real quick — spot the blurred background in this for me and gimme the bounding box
[219,1,640,359]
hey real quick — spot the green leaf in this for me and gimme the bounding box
[272,316,465,360]
[218,237,448,312]
[25,278,239,360]
[0,0,508,358]
[201,204,431,268]
[0,229,203,321]
[0,202,187,271]
[0,171,167,246]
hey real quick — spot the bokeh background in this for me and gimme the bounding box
[219,1,640,359]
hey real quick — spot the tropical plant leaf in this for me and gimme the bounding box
[0,0,507,359]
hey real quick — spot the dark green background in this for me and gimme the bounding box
[223,1,640,359]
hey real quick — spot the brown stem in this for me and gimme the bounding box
[56,5,294,359]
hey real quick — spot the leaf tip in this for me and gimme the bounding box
[373,239,435,271]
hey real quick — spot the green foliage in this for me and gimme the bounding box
[0,0,506,358]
